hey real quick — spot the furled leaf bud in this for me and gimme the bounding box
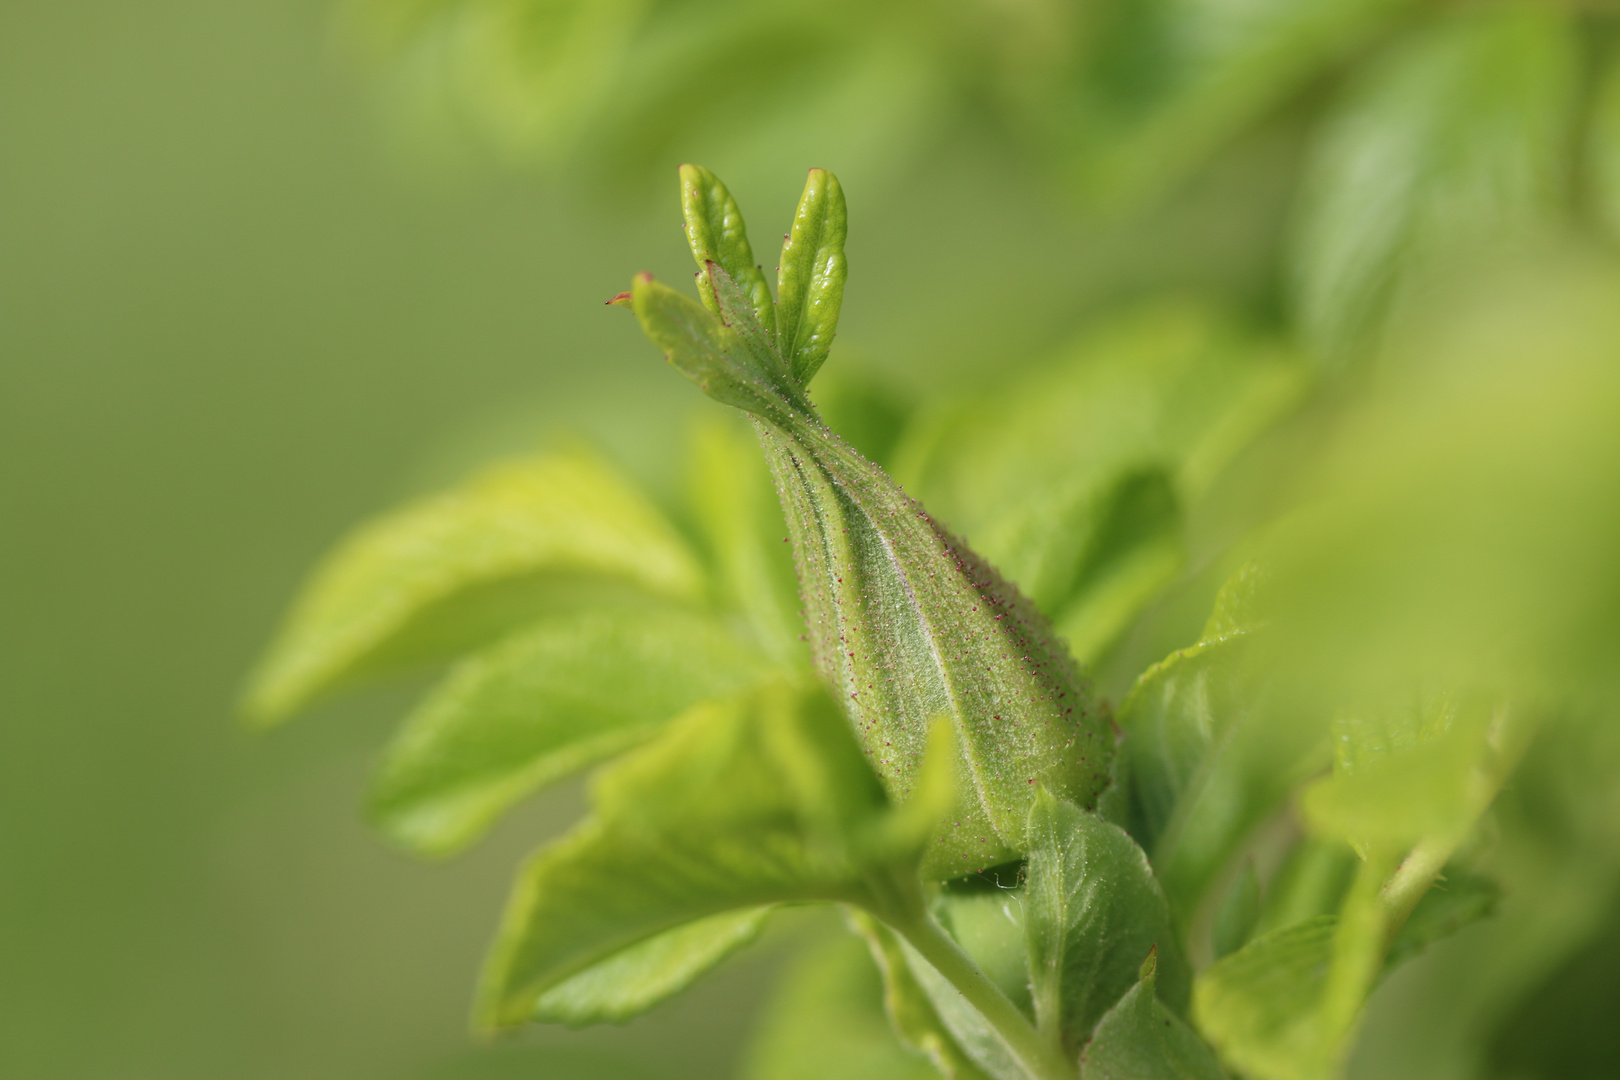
[628,166,1111,877]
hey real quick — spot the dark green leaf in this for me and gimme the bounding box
[243,452,704,725]
[1292,4,1578,358]
[775,168,847,385]
[1080,953,1226,1080]
[1024,790,1186,1051]
[532,907,773,1026]
[369,607,770,856]
[744,921,939,1080]
[1212,860,1261,960]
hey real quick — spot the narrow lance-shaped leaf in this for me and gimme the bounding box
[682,162,776,335]
[776,168,848,385]
[632,166,1112,878]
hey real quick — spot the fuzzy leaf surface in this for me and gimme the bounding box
[369,607,770,856]
[244,453,703,724]
[1081,959,1226,1080]
[682,162,776,333]
[1024,790,1186,1051]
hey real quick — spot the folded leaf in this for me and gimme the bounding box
[244,452,703,724]
[637,167,1113,877]
[682,163,777,335]
[848,910,996,1080]
[1081,952,1226,1080]
[1292,3,1578,357]
[533,907,773,1026]
[369,607,770,856]
[477,681,948,1028]
[775,168,848,385]
[744,922,940,1080]
[1024,790,1187,1053]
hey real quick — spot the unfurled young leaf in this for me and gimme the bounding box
[532,907,773,1026]
[243,452,704,724]
[774,168,848,385]
[631,166,1112,878]
[1081,951,1227,1080]
[1292,3,1578,357]
[477,680,952,1029]
[1024,789,1187,1053]
[368,607,771,856]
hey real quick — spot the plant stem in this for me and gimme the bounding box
[888,905,1079,1080]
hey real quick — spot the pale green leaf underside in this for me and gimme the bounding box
[369,607,770,856]
[533,906,773,1026]
[1082,968,1226,1080]
[243,453,703,724]
[743,924,939,1080]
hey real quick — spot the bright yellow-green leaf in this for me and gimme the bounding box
[369,607,770,856]
[1081,953,1226,1080]
[775,168,847,385]
[243,452,704,725]
[532,907,773,1026]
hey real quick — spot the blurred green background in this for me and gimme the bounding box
[5,1,1620,1078]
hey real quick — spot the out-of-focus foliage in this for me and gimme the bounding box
[244,0,1620,1077]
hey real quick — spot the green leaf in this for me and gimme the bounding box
[657,168,1114,878]
[744,922,940,1080]
[1193,860,1389,1080]
[896,303,1306,653]
[243,452,704,725]
[934,889,1033,1019]
[1115,565,1328,922]
[775,168,848,385]
[1080,952,1226,1080]
[1383,866,1499,971]
[1024,789,1187,1052]
[895,933,1027,1080]
[1253,839,1357,938]
[685,416,804,666]
[681,162,777,335]
[848,910,996,1080]
[477,680,947,1028]
[629,273,804,424]
[369,607,771,856]
[1212,860,1261,961]
[532,907,773,1026]
[1075,0,1414,206]
[1292,4,1578,358]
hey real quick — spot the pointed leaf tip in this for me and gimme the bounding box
[607,291,633,308]
[1141,945,1159,982]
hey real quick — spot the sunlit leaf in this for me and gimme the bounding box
[681,162,777,334]
[532,907,773,1026]
[1081,951,1226,1080]
[775,168,847,385]
[1024,790,1186,1052]
[244,452,704,724]
[477,681,947,1028]
[1292,4,1578,358]
[369,607,770,856]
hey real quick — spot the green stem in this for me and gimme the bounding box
[878,892,1078,1080]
